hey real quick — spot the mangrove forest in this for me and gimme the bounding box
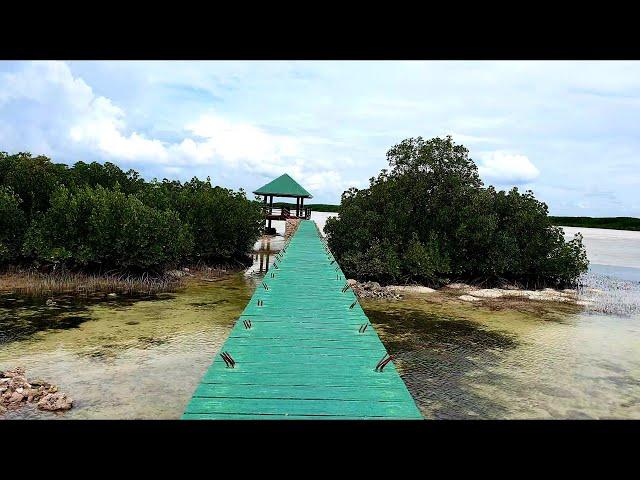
[324,136,589,288]
[0,152,264,272]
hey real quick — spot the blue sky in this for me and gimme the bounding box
[0,60,638,216]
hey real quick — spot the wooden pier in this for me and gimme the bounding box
[182,220,422,420]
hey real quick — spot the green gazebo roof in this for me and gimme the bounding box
[253,173,313,198]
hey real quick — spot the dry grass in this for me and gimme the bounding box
[0,261,247,298]
[0,268,185,297]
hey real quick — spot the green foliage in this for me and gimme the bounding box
[0,187,27,263]
[325,136,589,288]
[68,161,145,194]
[23,186,193,270]
[0,152,145,222]
[1,152,263,271]
[137,178,264,262]
[0,152,69,223]
[549,216,640,231]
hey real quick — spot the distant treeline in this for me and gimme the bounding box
[550,216,640,231]
[272,202,340,213]
[0,152,263,272]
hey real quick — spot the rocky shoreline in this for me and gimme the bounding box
[0,367,73,416]
[347,279,593,306]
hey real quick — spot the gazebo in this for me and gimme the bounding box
[253,173,313,233]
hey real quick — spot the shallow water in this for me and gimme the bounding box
[364,296,640,419]
[562,225,640,269]
[1,223,639,419]
[359,226,640,419]
[0,277,252,419]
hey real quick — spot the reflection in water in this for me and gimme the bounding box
[256,252,271,274]
[364,290,640,419]
[245,235,282,277]
[367,307,518,419]
[254,238,273,274]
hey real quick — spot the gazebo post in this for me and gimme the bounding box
[300,197,304,218]
[268,195,274,230]
[296,197,300,217]
[263,195,268,230]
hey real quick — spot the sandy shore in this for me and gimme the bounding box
[349,279,594,307]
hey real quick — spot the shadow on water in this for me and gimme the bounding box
[189,299,230,307]
[0,274,253,419]
[0,293,173,345]
[366,307,519,419]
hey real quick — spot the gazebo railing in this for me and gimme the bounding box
[262,205,311,219]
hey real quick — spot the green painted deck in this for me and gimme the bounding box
[182,221,422,420]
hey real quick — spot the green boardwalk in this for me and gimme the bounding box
[182,221,422,420]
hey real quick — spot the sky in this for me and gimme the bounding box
[0,60,638,216]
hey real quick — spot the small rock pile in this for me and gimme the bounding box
[0,367,73,415]
[347,279,402,300]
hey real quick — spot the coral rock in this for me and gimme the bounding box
[8,391,24,403]
[37,393,73,411]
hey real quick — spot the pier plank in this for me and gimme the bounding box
[183,221,422,420]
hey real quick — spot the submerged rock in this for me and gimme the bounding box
[29,379,50,387]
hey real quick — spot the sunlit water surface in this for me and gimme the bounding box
[0,279,252,419]
[1,220,639,419]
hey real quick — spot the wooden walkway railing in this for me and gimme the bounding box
[264,206,311,220]
[182,220,422,419]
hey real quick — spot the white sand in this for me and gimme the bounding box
[459,294,480,302]
[388,285,436,294]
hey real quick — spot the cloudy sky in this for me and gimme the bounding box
[0,60,638,216]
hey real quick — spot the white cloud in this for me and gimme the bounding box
[69,96,169,162]
[0,63,317,169]
[447,132,502,144]
[477,151,540,185]
[0,61,350,201]
[3,60,640,210]
[1,61,169,163]
[0,61,92,107]
[180,114,302,169]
